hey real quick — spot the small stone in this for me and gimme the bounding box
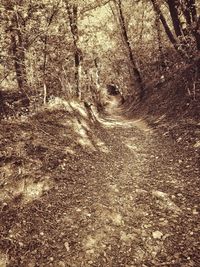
[152,231,163,239]
[58,261,65,267]
[76,208,81,212]
[194,141,200,148]
[193,209,198,215]
[19,242,24,247]
[64,242,70,251]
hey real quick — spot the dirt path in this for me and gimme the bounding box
[0,113,199,267]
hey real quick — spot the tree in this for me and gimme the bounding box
[113,0,144,100]
[151,0,178,49]
[42,0,61,104]
[182,0,200,51]
[65,0,83,98]
[3,1,28,92]
[167,0,182,37]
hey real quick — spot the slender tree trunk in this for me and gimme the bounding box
[181,0,192,25]
[188,0,197,22]
[167,0,182,37]
[0,90,5,116]
[155,16,166,72]
[8,8,29,98]
[189,0,200,51]
[151,0,191,59]
[181,0,200,51]
[193,21,200,51]
[11,33,28,91]
[115,0,144,100]
[151,0,177,46]
[66,2,82,98]
[94,57,101,90]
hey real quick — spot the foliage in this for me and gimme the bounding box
[0,0,200,116]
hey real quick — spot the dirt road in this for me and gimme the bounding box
[0,112,199,267]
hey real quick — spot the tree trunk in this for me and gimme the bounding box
[187,0,197,22]
[7,7,29,94]
[116,0,144,100]
[151,0,191,59]
[155,16,167,72]
[66,2,82,98]
[193,27,200,51]
[181,0,200,51]
[151,0,177,46]
[11,33,28,91]
[167,0,182,37]
[182,0,192,25]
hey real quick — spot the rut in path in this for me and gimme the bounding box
[0,114,199,267]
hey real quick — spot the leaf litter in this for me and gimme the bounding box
[0,99,199,267]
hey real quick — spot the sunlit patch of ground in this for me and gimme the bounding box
[132,118,153,133]
[0,252,8,267]
[0,170,53,204]
[0,97,117,213]
[23,178,53,203]
[0,98,110,205]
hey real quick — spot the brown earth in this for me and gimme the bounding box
[0,91,199,267]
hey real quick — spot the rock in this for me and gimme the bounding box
[64,241,70,251]
[0,253,8,267]
[194,141,200,148]
[192,209,198,215]
[49,257,54,262]
[152,231,163,239]
[152,190,167,198]
[58,261,66,267]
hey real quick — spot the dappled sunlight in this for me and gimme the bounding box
[152,190,182,214]
[0,0,199,263]
[78,137,96,150]
[154,114,167,124]
[65,146,76,155]
[0,163,14,178]
[0,252,8,267]
[95,139,110,153]
[0,99,115,206]
[0,171,26,201]
[79,118,91,131]
[70,115,110,152]
[47,97,73,113]
[0,175,54,204]
[132,119,153,133]
[69,101,88,118]
[99,116,153,135]
[125,143,139,153]
[71,117,96,150]
[47,97,89,119]
[123,136,142,153]
[99,117,134,128]
[72,118,88,137]
[23,178,53,203]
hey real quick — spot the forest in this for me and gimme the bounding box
[0,0,199,109]
[0,0,200,266]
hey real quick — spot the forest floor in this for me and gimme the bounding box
[0,97,199,267]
